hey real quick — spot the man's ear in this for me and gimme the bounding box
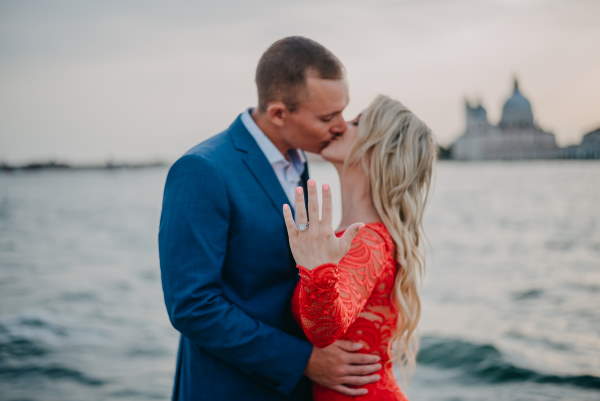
[266,102,287,127]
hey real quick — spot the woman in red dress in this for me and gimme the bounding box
[283,95,436,400]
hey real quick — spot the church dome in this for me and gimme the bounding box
[500,78,534,128]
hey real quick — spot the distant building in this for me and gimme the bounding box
[561,127,600,159]
[452,78,560,160]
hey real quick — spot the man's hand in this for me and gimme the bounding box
[305,340,382,397]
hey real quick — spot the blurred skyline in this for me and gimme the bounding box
[1,0,599,163]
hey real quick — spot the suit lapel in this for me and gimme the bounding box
[229,115,291,215]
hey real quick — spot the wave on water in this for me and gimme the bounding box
[0,335,48,360]
[0,363,106,386]
[0,320,106,387]
[418,336,600,390]
[511,288,544,300]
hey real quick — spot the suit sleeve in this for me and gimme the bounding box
[294,226,390,347]
[158,154,312,396]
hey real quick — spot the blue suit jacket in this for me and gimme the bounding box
[158,113,313,400]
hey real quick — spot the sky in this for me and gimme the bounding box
[1,0,599,163]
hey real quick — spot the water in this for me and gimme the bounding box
[1,161,599,401]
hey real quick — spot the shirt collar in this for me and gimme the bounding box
[241,108,306,170]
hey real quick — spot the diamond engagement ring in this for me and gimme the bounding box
[297,223,309,232]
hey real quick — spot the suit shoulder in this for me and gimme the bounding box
[170,130,232,171]
[185,129,234,160]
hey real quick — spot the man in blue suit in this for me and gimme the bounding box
[158,36,382,400]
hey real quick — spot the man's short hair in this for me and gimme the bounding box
[255,36,344,113]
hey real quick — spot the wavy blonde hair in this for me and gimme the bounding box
[345,94,436,382]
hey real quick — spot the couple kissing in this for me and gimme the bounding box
[158,35,436,401]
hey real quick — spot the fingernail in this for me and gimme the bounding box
[353,343,363,350]
[296,187,302,194]
[323,184,330,190]
[309,180,316,187]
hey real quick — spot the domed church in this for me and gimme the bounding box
[452,77,559,160]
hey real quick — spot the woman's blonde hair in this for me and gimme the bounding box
[345,94,436,383]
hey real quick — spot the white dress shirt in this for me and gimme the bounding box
[241,109,307,204]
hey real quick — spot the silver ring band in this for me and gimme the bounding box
[297,223,309,232]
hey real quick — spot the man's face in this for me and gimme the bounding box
[281,76,349,154]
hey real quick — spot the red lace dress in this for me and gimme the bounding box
[292,222,409,401]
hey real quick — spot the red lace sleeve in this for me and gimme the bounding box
[295,225,391,347]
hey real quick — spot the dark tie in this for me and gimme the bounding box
[298,161,310,213]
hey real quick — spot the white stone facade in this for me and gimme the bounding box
[452,78,560,160]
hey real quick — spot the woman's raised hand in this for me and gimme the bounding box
[283,180,364,270]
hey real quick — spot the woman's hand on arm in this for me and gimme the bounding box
[282,179,363,269]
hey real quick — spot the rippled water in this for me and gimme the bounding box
[1,161,599,401]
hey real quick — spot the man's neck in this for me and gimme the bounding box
[251,109,291,160]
